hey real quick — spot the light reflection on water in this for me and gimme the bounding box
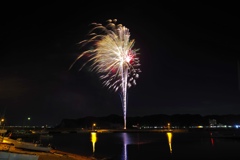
[51,130,240,160]
[166,131,173,154]
[90,132,97,154]
[121,133,129,160]
[90,131,173,160]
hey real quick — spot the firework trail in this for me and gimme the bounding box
[70,19,141,129]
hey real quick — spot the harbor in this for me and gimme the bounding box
[0,141,95,160]
[0,129,95,160]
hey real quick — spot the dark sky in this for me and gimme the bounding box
[0,1,240,126]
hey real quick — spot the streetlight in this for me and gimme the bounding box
[27,117,31,127]
[1,118,4,129]
[167,123,171,130]
[92,123,96,131]
[22,117,31,127]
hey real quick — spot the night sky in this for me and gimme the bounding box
[1,1,240,126]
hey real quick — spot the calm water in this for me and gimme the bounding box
[43,130,240,160]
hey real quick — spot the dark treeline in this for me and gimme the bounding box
[56,114,240,129]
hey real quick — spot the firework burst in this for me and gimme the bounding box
[70,19,141,129]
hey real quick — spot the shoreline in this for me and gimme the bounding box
[0,143,96,160]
